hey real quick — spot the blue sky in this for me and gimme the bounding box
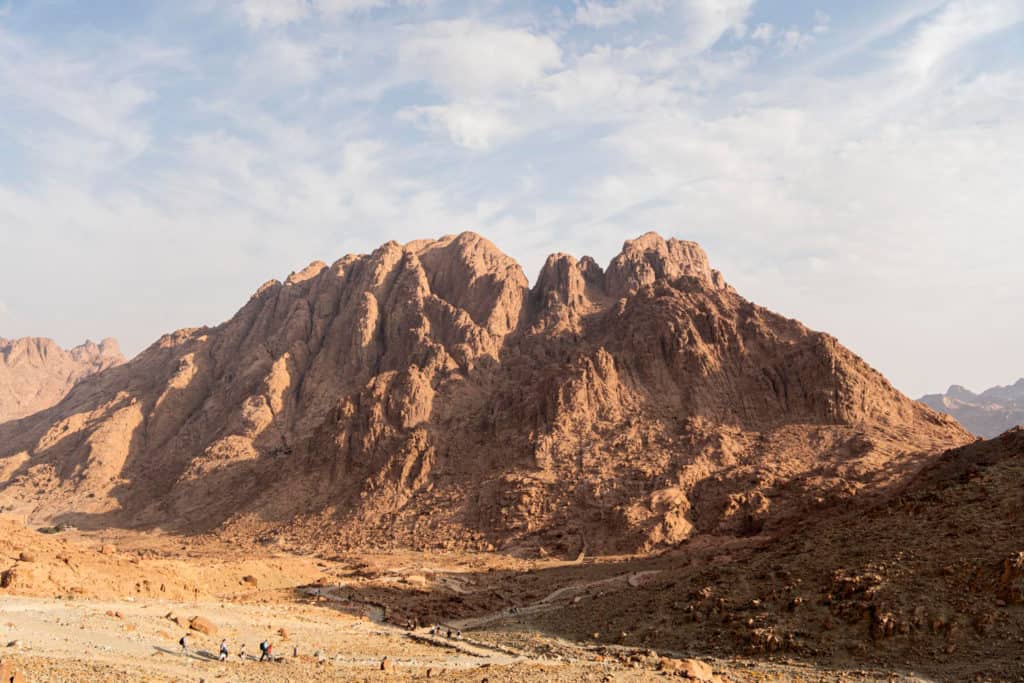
[0,0,1022,397]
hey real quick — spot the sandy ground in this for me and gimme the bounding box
[0,522,949,682]
[1,589,938,682]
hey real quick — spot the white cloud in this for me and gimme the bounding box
[778,28,814,54]
[0,29,161,173]
[680,0,756,54]
[576,0,753,55]
[0,299,7,316]
[902,0,1024,76]
[398,103,518,151]
[398,20,562,95]
[237,0,310,29]
[2,1,1023,397]
[315,0,389,16]
[813,10,831,34]
[751,23,775,43]
[750,11,829,55]
[247,37,321,85]
[575,0,667,28]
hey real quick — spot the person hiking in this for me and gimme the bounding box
[218,639,229,661]
[258,639,270,662]
[238,643,247,661]
[179,633,189,658]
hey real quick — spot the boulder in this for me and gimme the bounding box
[100,544,116,555]
[241,575,258,587]
[17,552,35,563]
[679,658,716,681]
[0,663,27,683]
[997,552,1024,604]
[189,616,217,636]
[380,656,393,672]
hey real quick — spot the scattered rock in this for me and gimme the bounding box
[380,655,393,672]
[241,575,258,587]
[100,544,116,555]
[17,552,35,563]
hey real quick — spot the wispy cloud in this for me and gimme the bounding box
[398,19,562,95]
[0,0,1022,397]
[901,0,1024,76]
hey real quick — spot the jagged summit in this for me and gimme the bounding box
[0,336,124,424]
[0,232,969,554]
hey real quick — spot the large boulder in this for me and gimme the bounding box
[189,616,217,636]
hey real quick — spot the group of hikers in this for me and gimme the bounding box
[428,624,462,640]
[178,622,465,664]
[178,634,285,663]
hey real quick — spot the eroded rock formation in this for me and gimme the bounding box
[0,232,969,553]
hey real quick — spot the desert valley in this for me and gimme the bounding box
[1,233,1021,682]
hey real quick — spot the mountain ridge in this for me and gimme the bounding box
[0,336,124,424]
[919,379,1024,438]
[0,231,969,554]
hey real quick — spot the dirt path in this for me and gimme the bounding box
[0,594,528,681]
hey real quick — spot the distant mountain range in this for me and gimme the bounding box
[0,337,124,423]
[919,379,1024,438]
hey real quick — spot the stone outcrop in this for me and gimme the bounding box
[0,232,969,553]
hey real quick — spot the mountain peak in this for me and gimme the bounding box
[0,232,969,554]
[605,232,728,298]
[0,336,125,423]
[920,380,1024,438]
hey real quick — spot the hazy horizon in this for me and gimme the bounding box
[1,0,1022,398]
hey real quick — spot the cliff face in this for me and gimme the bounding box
[0,337,124,423]
[919,380,1024,438]
[0,232,969,554]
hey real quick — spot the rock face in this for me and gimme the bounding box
[0,232,969,553]
[919,380,1024,438]
[0,337,124,423]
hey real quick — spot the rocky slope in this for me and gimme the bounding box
[522,428,1024,681]
[919,380,1024,438]
[0,232,969,553]
[0,337,124,423]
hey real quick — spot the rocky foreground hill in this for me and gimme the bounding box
[448,428,1024,681]
[0,337,123,423]
[0,232,970,553]
[919,380,1024,438]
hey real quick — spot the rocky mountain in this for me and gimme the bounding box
[0,232,969,554]
[919,380,1024,438]
[0,337,124,424]
[523,427,1024,680]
